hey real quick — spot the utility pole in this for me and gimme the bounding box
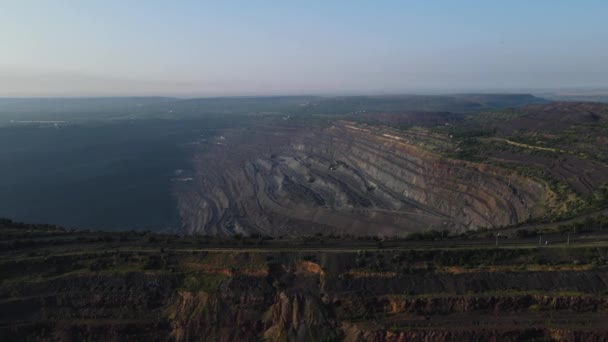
[539,235,542,246]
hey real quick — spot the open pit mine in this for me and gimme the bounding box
[175,121,549,236]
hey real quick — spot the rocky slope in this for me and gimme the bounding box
[2,232,607,341]
[176,121,550,236]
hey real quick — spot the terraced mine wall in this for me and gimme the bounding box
[2,236,607,341]
[176,121,550,236]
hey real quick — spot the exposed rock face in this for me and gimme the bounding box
[176,122,549,236]
[342,325,608,342]
[2,252,607,342]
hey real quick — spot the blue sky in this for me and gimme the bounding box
[0,1,607,96]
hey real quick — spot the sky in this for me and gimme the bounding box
[0,0,607,97]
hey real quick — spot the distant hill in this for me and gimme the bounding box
[496,101,608,132]
[0,93,547,117]
[540,93,608,103]
[0,97,176,113]
[449,93,547,108]
[295,94,546,115]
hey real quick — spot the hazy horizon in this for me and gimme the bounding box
[1,1,607,97]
